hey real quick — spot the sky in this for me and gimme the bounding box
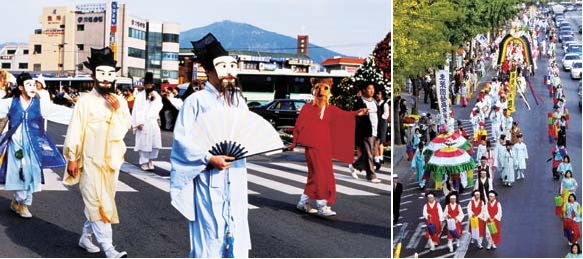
[1,0,392,57]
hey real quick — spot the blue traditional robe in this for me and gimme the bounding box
[0,96,72,203]
[170,83,251,258]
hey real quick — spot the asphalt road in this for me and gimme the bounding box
[0,117,390,257]
[393,15,583,257]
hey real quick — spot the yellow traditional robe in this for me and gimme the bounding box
[62,89,131,224]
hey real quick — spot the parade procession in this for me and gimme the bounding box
[0,0,392,258]
[393,1,582,258]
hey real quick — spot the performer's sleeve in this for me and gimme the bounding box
[131,93,144,127]
[149,92,164,119]
[438,205,445,221]
[495,203,502,221]
[63,102,85,162]
[170,96,211,188]
[110,97,132,140]
[292,105,308,145]
[41,99,74,125]
[456,205,464,222]
[0,98,12,117]
[330,106,356,164]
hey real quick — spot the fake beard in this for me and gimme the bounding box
[95,80,115,96]
[219,78,242,106]
[145,88,155,101]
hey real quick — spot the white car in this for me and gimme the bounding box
[571,61,582,79]
[562,53,582,71]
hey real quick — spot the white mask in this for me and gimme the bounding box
[95,65,117,88]
[23,79,37,98]
[95,65,117,95]
[213,56,238,83]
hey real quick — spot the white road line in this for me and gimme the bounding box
[332,164,391,181]
[152,161,172,171]
[248,163,378,196]
[273,162,389,192]
[402,193,416,198]
[246,173,304,195]
[405,222,425,249]
[0,168,137,192]
[121,162,259,209]
[401,200,412,205]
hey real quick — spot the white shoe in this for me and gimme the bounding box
[521,173,525,179]
[17,204,32,218]
[105,248,128,258]
[349,164,359,179]
[140,164,149,171]
[296,202,317,214]
[79,234,100,253]
[317,206,337,217]
[492,244,497,249]
[370,178,381,183]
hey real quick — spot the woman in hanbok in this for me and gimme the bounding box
[411,141,427,189]
[443,192,464,252]
[563,194,582,246]
[557,156,573,177]
[561,171,579,207]
[485,190,502,250]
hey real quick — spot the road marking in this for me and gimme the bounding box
[406,222,426,249]
[332,164,391,181]
[402,193,416,198]
[248,163,378,196]
[401,200,412,205]
[273,162,389,192]
[121,162,259,209]
[152,161,172,171]
[246,173,304,195]
[0,168,137,192]
[400,208,408,212]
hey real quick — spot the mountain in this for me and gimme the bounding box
[179,20,344,64]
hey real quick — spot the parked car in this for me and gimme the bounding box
[249,99,307,128]
[562,53,581,71]
[563,41,578,52]
[571,61,582,79]
[558,30,573,42]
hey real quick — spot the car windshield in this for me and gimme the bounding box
[574,62,583,68]
[566,55,580,60]
[294,101,305,111]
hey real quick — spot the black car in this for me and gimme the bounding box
[249,99,307,128]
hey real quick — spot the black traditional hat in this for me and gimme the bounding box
[83,47,120,72]
[191,33,228,72]
[144,72,154,85]
[16,72,33,87]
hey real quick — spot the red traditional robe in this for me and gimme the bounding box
[424,201,443,243]
[487,201,502,244]
[292,103,356,205]
[445,203,463,239]
[469,199,485,237]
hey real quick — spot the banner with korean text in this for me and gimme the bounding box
[508,70,517,114]
[436,70,450,122]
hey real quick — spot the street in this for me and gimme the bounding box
[0,122,390,257]
[393,11,582,258]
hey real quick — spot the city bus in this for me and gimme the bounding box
[237,70,351,107]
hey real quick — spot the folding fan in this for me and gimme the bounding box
[190,106,285,161]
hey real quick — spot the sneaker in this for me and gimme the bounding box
[79,234,100,253]
[296,202,317,214]
[17,204,32,218]
[492,244,497,249]
[349,165,359,179]
[105,248,128,258]
[370,178,382,184]
[317,206,337,217]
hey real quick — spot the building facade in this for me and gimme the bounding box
[28,2,179,83]
[0,44,30,73]
[321,56,365,75]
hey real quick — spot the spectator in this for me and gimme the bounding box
[351,81,381,183]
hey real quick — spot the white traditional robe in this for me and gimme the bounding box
[170,82,251,258]
[513,142,528,170]
[500,148,516,183]
[63,89,132,224]
[132,90,163,153]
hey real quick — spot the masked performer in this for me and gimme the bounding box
[0,73,72,218]
[63,47,132,258]
[288,78,367,217]
[170,33,251,258]
[132,72,163,171]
